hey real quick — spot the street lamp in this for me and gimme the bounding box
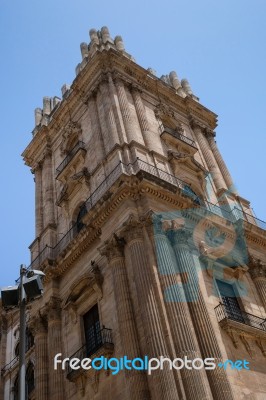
[1,265,45,400]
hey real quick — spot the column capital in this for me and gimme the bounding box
[42,296,62,322]
[29,314,47,335]
[205,127,216,139]
[248,255,266,280]
[168,228,192,246]
[99,233,126,261]
[120,214,144,242]
[189,117,207,131]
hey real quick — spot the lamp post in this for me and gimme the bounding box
[1,265,45,400]
[19,265,27,400]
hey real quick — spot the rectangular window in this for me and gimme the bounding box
[83,304,102,356]
[216,280,245,323]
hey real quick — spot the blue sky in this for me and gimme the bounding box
[0,0,265,286]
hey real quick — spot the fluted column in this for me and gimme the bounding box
[206,130,236,193]
[191,121,226,192]
[121,216,180,400]
[42,148,55,228]
[115,78,136,143]
[131,88,151,147]
[108,73,126,143]
[153,218,212,400]
[96,89,109,153]
[100,235,150,400]
[32,316,49,400]
[99,81,120,147]
[34,162,43,236]
[170,228,235,400]
[88,95,106,160]
[46,297,65,400]
[249,256,266,310]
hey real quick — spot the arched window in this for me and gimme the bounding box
[75,205,86,233]
[14,328,34,357]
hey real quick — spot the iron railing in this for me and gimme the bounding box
[160,126,197,148]
[28,158,266,271]
[215,303,266,332]
[56,141,86,176]
[66,328,113,376]
[1,356,18,376]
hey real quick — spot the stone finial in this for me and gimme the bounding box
[181,79,193,95]
[80,42,89,59]
[43,97,51,115]
[61,84,70,97]
[52,96,61,109]
[89,28,99,45]
[34,108,43,126]
[160,75,171,85]
[114,35,125,51]
[169,71,181,90]
[101,26,113,44]
[147,68,157,76]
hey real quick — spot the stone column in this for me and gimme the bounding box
[153,217,212,400]
[107,73,126,143]
[100,235,150,400]
[87,95,106,161]
[249,256,266,310]
[121,216,180,400]
[46,297,65,400]
[32,316,49,400]
[115,78,136,143]
[34,162,44,237]
[99,81,120,147]
[96,89,109,153]
[131,88,151,146]
[191,120,226,192]
[206,130,236,193]
[42,148,55,228]
[170,228,235,400]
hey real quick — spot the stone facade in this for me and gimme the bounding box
[1,26,266,400]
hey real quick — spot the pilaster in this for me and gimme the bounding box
[248,256,266,310]
[30,315,49,400]
[100,235,150,400]
[206,130,236,193]
[169,228,235,400]
[191,120,226,192]
[121,215,180,400]
[45,296,65,400]
[115,78,136,143]
[42,146,55,228]
[153,216,212,400]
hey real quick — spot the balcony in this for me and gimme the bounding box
[28,158,266,273]
[160,125,197,153]
[215,303,266,335]
[66,328,114,381]
[1,356,19,376]
[56,141,86,178]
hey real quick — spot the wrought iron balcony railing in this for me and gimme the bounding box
[1,356,19,376]
[215,303,266,332]
[160,126,197,149]
[66,328,113,376]
[29,158,266,271]
[56,141,86,176]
